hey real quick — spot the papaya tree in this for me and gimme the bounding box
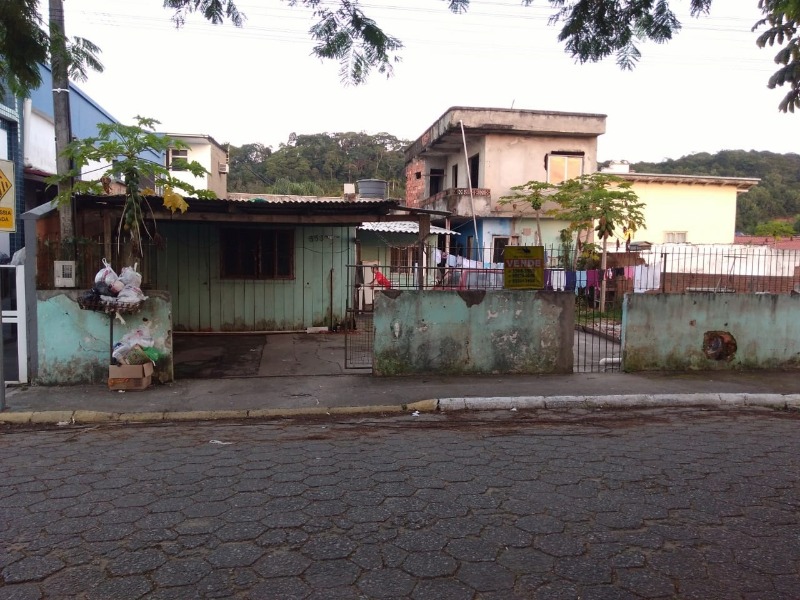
[499,180,556,246]
[550,173,645,313]
[47,115,215,262]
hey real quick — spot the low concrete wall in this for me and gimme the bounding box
[373,290,574,376]
[36,290,173,385]
[622,293,800,371]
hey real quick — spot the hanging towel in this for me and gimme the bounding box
[565,271,577,291]
[624,266,635,279]
[586,269,600,287]
[551,270,566,291]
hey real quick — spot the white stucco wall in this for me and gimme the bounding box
[483,133,598,204]
[24,110,57,173]
[168,138,227,198]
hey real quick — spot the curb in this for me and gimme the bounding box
[1,394,798,427]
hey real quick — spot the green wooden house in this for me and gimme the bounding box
[75,194,401,332]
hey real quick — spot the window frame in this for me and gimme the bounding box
[546,153,584,185]
[664,231,688,244]
[390,246,421,274]
[492,235,519,263]
[220,228,295,280]
[168,148,189,171]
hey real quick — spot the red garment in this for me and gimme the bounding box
[373,271,392,288]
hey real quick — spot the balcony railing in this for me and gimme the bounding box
[422,187,491,209]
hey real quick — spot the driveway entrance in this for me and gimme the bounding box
[173,332,355,379]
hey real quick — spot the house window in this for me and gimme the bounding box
[451,164,458,188]
[390,246,421,274]
[221,229,294,279]
[492,235,519,263]
[169,148,189,171]
[468,154,479,188]
[429,168,444,196]
[664,231,687,243]
[547,153,584,184]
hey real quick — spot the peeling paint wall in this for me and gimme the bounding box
[36,290,173,385]
[622,293,800,371]
[373,290,574,376]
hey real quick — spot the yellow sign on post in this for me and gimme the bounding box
[504,246,545,289]
[0,160,16,233]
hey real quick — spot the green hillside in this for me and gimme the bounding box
[227,132,409,198]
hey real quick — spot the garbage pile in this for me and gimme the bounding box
[112,325,161,366]
[79,259,148,310]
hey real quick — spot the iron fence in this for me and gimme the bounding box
[360,243,800,295]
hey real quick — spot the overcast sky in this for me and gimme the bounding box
[60,0,799,164]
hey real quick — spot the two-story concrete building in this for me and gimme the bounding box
[163,133,228,199]
[404,106,607,263]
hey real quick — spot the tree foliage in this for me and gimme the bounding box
[226,131,409,197]
[549,173,645,312]
[46,116,215,259]
[628,150,800,233]
[499,180,555,245]
[0,0,103,98]
[2,1,800,111]
[754,219,795,238]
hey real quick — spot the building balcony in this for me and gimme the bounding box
[421,187,492,216]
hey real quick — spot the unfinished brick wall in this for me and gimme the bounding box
[405,158,426,208]
[661,272,800,294]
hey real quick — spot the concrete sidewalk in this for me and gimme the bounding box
[2,368,799,426]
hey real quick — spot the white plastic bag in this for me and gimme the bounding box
[116,285,147,303]
[94,258,118,286]
[119,326,154,349]
[118,262,142,288]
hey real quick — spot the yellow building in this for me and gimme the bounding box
[608,169,760,245]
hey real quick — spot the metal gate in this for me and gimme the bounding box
[1,265,27,383]
[573,284,623,373]
[344,264,374,370]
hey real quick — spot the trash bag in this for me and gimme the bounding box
[94,258,117,286]
[118,262,142,288]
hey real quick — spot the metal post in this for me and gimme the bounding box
[0,269,5,411]
[418,214,430,290]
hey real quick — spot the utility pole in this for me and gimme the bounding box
[49,0,74,244]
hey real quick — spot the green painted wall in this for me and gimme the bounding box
[373,290,574,375]
[36,290,173,385]
[155,223,355,331]
[622,293,800,370]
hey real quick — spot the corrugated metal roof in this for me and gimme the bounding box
[227,193,387,204]
[358,221,460,235]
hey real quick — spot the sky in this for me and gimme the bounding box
[58,0,800,164]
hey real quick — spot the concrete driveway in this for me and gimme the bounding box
[173,332,356,379]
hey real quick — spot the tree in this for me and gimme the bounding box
[754,219,796,239]
[1,0,102,97]
[499,181,556,245]
[2,1,800,111]
[549,173,645,313]
[47,116,215,262]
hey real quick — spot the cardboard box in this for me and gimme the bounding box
[108,362,154,391]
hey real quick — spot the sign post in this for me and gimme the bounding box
[504,246,545,290]
[0,159,16,233]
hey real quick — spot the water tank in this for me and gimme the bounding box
[356,179,387,199]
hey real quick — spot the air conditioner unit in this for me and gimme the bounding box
[54,261,76,288]
[218,162,229,174]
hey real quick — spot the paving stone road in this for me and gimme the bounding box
[1,407,799,599]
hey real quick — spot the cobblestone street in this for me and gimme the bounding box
[1,407,799,599]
